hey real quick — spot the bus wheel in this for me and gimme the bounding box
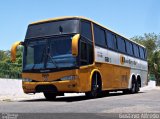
[86,73,102,98]
[123,89,129,94]
[130,79,136,94]
[135,76,141,93]
[43,92,56,100]
[101,91,109,97]
[135,81,140,93]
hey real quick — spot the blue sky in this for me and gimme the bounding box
[0,0,160,50]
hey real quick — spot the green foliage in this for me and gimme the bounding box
[0,47,23,79]
[131,33,160,85]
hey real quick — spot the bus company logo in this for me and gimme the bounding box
[120,55,137,65]
[120,55,125,65]
[42,74,49,81]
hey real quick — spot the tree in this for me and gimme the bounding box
[131,33,160,85]
[0,47,23,79]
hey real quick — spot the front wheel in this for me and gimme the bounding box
[85,73,102,98]
[43,92,56,100]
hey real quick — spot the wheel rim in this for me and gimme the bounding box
[91,73,101,97]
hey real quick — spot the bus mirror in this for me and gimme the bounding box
[72,34,80,56]
[11,41,24,62]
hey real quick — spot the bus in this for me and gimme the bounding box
[11,16,148,100]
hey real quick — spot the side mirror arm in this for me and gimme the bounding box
[11,41,24,62]
[72,34,80,57]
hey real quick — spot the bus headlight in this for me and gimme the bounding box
[22,78,33,82]
[60,75,78,81]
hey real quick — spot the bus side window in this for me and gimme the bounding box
[139,47,145,59]
[80,39,94,66]
[117,37,126,53]
[88,43,94,64]
[93,24,106,47]
[106,32,115,50]
[133,44,140,58]
[126,41,133,56]
[144,49,147,60]
[81,20,92,41]
[80,41,88,65]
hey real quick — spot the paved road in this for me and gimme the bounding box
[0,89,160,119]
[0,89,160,113]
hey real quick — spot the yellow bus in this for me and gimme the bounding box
[11,16,148,100]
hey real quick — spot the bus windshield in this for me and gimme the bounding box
[25,19,79,39]
[23,36,77,72]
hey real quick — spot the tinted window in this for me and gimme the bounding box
[26,19,79,39]
[80,41,88,65]
[81,20,92,40]
[94,24,106,47]
[117,37,126,53]
[126,41,133,55]
[144,49,147,60]
[88,43,94,64]
[107,31,116,50]
[133,44,140,57]
[80,40,94,65]
[139,47,145,59]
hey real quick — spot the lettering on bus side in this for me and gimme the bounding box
[97,52,103,58]
[105,57,111,63]
[120,55,137,65]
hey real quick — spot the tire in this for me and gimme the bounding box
[123,89,129,94]
[130,79,136,94]
[101,91,109,97]
[43,92,56,100]
[135,81,140,93]
[86,73,102,98]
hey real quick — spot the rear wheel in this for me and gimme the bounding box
[123,89,129,94]
[135,81,140,93]
[86,73,102,98]
[123,80,139,94]
[130,79,136,94]
[43,92,56,100]
[136,76,141,93]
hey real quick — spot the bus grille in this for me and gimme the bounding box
[35,85,57,93]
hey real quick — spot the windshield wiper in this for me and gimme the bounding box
[31,64,36,70]
[40,46,47,63]
[47,54,59,69]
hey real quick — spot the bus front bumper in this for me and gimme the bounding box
[22,80,79,94]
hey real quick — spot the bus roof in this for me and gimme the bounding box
[30,16,145,48]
